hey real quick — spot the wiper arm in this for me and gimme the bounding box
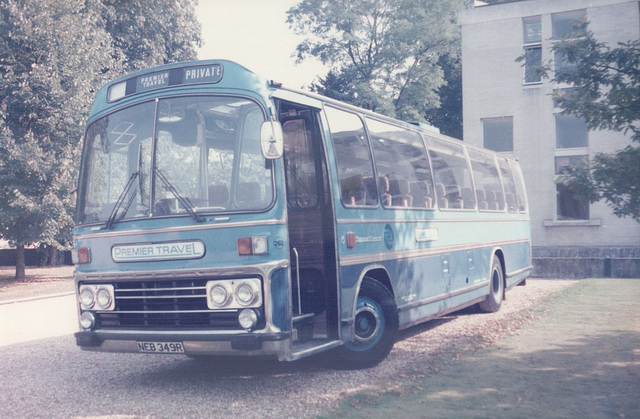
[104,172,139,230]
[154,168,205,223]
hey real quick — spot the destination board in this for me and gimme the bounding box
[108,63,224,101]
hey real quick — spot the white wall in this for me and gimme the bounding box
[460,0,640,248]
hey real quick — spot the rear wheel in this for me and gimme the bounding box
[478,255,504,313]
[336,278,398,369]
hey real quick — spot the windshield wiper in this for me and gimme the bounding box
[104,172,139,230]
[154,168,205,223]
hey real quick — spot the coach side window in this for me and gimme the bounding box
[467,148,505,212]
[325,106,378,207]
[497,157,519,213]
[367,118,434,209]
[509,159,529,213]
[427,137,475,211]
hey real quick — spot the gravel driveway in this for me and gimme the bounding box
[0,277,583,418]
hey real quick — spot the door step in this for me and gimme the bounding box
[289,339,342,361]
[292,313,314,343]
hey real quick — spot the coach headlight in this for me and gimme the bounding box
[79,312,96,330]
[79,284,115,311]
[79,286,95,310]
[208,283,231,308]
[238,309,258,330]
[95,286,115,310]
[235,282,258,306]
[206,278,263,309]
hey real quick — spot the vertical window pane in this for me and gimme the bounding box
[552,10,587,39]
[524,46,542,83]
[555,115,588,148]
[79,101,154,224]
[554,50,578,78]
[523,16,541,43]
[367,118,434,209]
[467,148,504,212]
[283,118,318,209]
[557,183,589,220]
[497,157,519,213]
[427,137,475,210]
[554,155,588,175]
[325,106,377,207]
[509,160,529,213]
[235,108,274,210]
[483,117,513,152]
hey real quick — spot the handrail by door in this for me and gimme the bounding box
[291,246,302,315]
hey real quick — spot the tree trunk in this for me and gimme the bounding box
[48,246,58,266]
[15,244,25,280]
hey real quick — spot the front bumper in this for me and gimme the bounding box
[75,330,291,358]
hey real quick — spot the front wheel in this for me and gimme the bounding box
[478,255,504,313]
[336,279,398,369]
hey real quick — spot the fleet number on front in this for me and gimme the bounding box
[137,341,185,353]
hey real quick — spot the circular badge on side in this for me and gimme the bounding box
[383,224,394,250]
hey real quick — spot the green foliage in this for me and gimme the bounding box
[0,0,118,252]
[542,25,640,222]
[0,0,202,276]
[424,53,462,139]
[100,0,201,72]
[287,0,464,128]
[558,147,640,222]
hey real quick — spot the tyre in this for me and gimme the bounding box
[479,255,504,313]
[336,278,398,369]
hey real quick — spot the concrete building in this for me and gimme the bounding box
[458,0,640,277]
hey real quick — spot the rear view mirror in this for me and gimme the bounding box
[260,120,283,159]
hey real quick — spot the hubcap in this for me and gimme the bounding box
[492,267,502,297]
[354,303,380,343]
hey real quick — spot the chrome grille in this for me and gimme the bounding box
[93,278,264,330]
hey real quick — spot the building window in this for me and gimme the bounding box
[551,10,587,39]
[483,117,513,152]
[555,114,588,149]
[552,10,586,77]
[555,155,589,221]
[554,49,579,78]
[523,16,542,43]
[556,183,590,220]
[523,16,542,84]
[523,46,542,84]
[555,155,588,174]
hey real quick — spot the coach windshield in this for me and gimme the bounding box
[76,96,274,226]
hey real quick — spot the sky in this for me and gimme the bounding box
[195,0,327,89]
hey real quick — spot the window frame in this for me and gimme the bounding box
[482,116,514,152]
[522,16,543,85]
[551,10,587,78]
[426,136,476,212]
[555,114,588,149]
[324,105,378,209]
[366,117,436,210]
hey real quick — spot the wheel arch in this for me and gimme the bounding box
[491,247,506,285]
[363,267,394,297]
[348,265,394,324]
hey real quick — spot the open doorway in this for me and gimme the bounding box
[279,100,338,343]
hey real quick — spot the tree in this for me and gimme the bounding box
[0,0,119,279]
[424,53,462,139]
[287,0,464,129]
[99,0,201,73]
[541,26,640,222]
[0,0,202,280]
